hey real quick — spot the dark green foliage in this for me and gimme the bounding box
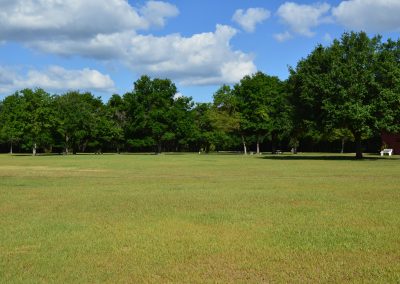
[375,38,400,134]
[0,93,25,153]
[15,89,56,155]
[234,72,291,153]
[105,94,126,153]
[209,85,243,152]
[288,32,400,158]
[169,96,196,151]
[0,32,398,157]
[124,75,195,153]
[190,103,214,152]
[54,91,107,154]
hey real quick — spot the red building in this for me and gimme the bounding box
[381,132,400,154]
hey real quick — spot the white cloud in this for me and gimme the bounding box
[28,25,257,86]
[0,0,178,41]
[128,25,256,85]
[0,66,115,94]
[276,2,331,37]
[173,92,183,100]
[0,66,16,87]
[232,8,271,33]
[0,1,256,86]
[333,0,400,32]
[140,1,179,28]
[274,31,293,42]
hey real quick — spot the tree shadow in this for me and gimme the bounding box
[9,153,63,157]
[259,154,388,161]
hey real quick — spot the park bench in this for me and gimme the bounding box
[380,149,393,156]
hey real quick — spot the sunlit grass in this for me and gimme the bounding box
[0,153,399,282]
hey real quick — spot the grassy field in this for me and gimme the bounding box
[0,153,399,283]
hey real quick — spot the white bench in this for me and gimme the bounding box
[380,149,393,156]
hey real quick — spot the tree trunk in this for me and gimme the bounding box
[82,140,88,153]
[271,143,276,154]
[341,138,345,154]
[32,143,37,156]
[157,141,162,154]
[354,134,363,159]
[256,136,261,154]
[241,135,247,155]
[65,135,69,155]
[10,142,13,154]
[271,134,277,154]
[290,137,299,154]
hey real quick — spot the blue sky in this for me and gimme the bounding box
[0,0,399,102]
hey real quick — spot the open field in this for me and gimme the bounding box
[0,153,399,283]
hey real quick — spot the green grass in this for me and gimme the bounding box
[0,153,399,283]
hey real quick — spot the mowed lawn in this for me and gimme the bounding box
[0,153,399,283]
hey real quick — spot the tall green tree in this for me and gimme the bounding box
[106,94,126,153]
[168,95,195,151]
[19,89,56,155]
[327,32,380,158]
[191,103,214,152]
[54,91,99,154]
[125,75,178,153]
[287,45,331,153]
[267,80,292,153]
[375,38,400,135]
[209,85,242,152]
[289,32,400,158]
[0,93,25,153]
[234,72,290,154]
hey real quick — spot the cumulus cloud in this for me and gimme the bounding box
[0,0,255,86]
[0,0,178,41]
[0,66,115,94]
[27,25,256,86]
[276,2,331,37]
[333,0,400,32]
[140,1,179,28]
[232,8,271,33]
[0,66,16,88]
[128,25,256,85]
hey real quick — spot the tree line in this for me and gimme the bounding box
[0,32,399,158]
